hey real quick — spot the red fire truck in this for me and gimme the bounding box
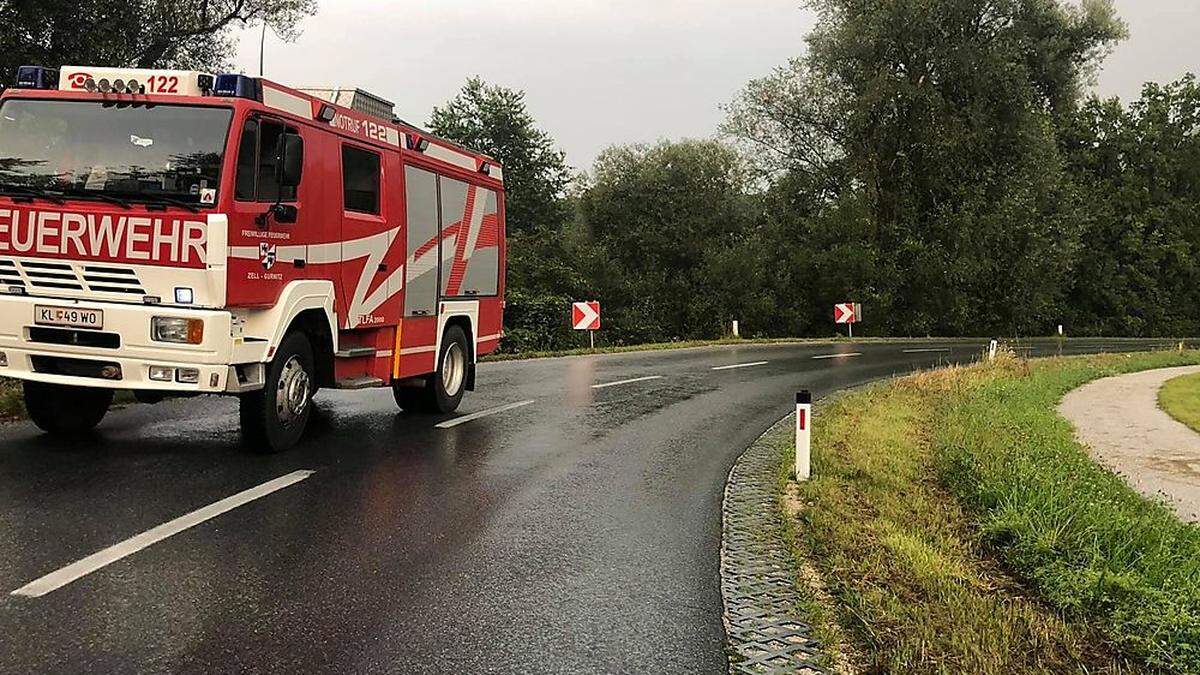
[0,65,506,451]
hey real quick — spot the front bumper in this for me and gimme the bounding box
[0,294,243,393]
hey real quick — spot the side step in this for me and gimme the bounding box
[335,347,376,358]
[335,376,385,390]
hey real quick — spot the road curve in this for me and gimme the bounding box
[0,338,1176,673]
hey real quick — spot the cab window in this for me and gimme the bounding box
[234,118,300,202]
[342,144,381,214]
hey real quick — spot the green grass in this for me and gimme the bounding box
[1159,371,1200,434]
[783,349,1200,673]
[0,378,23,419]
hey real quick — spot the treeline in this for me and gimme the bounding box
[430,0,1200,351]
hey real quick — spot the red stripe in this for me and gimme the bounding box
[443,185,477,296]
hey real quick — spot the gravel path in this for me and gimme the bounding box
[1060,365,1200,522]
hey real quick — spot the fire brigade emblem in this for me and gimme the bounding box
[259,243,277,270]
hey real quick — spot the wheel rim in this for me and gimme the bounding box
[276,355,311,426]
[442,342,465,397]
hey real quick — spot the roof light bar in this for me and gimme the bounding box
[15,66,59,90]
[214,74,262,101]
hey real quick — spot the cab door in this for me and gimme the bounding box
[338,141,398,328]
[226,114,315,307]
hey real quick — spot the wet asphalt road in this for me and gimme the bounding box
[0,338,1181,673]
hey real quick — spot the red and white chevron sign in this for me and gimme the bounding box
[834,303,861,324]
[572,301,601,331]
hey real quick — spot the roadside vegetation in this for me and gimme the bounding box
[781,350,1200,673]
[0,378,23,420]
[1159,372,1200,434]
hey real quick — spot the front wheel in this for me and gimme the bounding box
[240,331,315,453]
[393,326,469,414]
[24,381,113,436]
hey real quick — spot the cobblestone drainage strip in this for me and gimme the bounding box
[721,414,825,674]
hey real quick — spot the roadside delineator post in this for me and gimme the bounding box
[988,339,998,361]
[732,320,740,338]
[795,390,813,481]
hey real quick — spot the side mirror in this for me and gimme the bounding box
[271,203,298,224]
[275,133,304,189]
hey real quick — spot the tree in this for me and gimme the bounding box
[1062,77,1200,336]
[578,140,758,343]
[0,0,316,75]
[725,0,1127,336]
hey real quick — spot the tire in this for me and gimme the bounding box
[23,381,113,436]
[240,331,315,453]
[393,326,469,414]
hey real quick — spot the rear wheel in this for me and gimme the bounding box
[23,381,113,436]
[393,325,469,414]
[240,331,315,453]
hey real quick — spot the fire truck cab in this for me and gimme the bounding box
[0,65,506,451]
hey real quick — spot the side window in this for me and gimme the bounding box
[234,120,258,201]
[404,166,439,317]
[233,118,299,203]
[342,145,381,214]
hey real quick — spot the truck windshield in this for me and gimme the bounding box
[0,99,232,207]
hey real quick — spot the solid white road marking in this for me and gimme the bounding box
[812,353,863,360]
[435,400,536,429]
[902,348,952,354]
[592,375,664,390]
[11,470,316,598]
[711,361,769,371]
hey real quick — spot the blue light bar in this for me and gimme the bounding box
[15,66,58,90]
[213,74,261,100]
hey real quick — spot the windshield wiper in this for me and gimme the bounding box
[57,188,132,209]
[0,184,66,205]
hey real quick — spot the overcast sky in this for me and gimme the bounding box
[232,0,1199,171]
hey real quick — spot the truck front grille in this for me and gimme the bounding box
[81,265,145,295]
[0,259,24,291]
[0,258,147,297]
[21,261,83,291]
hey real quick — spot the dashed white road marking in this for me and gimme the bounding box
[11,470,316,598]
[812,353,863,360]
[436,400,536,429]
[711,361,769,371]
[592,375,664,390]
[903,348,952,354]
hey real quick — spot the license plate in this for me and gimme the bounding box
[35,305,103,330]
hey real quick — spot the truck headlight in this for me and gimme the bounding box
[152,317,204,344]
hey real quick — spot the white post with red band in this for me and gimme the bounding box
[795,390,813,481]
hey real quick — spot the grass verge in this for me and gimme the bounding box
[1159,371,1200,434]
[0,378,23,420]
[782,350,1200,673]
